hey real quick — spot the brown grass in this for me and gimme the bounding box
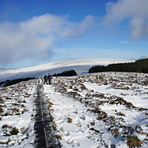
[11,108,20,113]
[0,107,3,114]
[96,111,107,120]
[56,134,62,139]
[67,117,72,123]
[127,136,142,148]
[47,101,54,108]
[116,112,125,116]
[112,128,119,138]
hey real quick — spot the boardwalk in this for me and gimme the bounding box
[34,85,61,148]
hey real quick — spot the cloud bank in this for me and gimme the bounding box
[0,14,94,66]
[104,0,148,39]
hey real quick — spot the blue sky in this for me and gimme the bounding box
[0,0,148,68]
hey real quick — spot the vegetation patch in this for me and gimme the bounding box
[0,98,4,103]
[10,127,19,135]
[116,112,125,116]
[0,107,4,114]
[53,70,77,76]
[112,128,119,138]
[96,111,107,120]
[2,124,19,136]
[0,138,11,145]
[56,134,62,140]
[48,101,54,109]
[3,77,35,87]
[89,58,148,73]
[48,71,148,147]
[67,117,73,123]
[127,136,142,147]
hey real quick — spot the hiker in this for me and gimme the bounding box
[48,73,52,85]
[44,75,48,84]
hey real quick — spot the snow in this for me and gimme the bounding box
[0,58,134,82]
[42,72,148,148]
[44,85,105,148]
[0,80,37,147]
[84,82,148,108]
[0,59,147,148]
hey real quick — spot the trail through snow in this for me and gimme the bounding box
[44,85,114,148]
[42,72,148,148]
[0,72,147,148]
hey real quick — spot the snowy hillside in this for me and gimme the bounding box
[0,72,147,148]
[0,58,134,82]
[0,58,147,148]
[47,72,148,148]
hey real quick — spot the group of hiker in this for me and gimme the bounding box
[44,73,52,85]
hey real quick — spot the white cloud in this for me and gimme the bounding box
[61,15,95,38]
[130,17,148,39]
[103,0,148,39]
[0,14,94,66]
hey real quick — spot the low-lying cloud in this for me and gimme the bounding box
[0,14,94,66]
[103,0,148,39]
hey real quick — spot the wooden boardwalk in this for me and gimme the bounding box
[34,85,61,148]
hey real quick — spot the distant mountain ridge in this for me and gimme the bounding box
[138,56,148,60]
[0,58,134,82]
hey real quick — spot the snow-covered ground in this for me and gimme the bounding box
[0,79,37,147]
[43,72,148,148]
[0,58,134,82]
[0,72,147,147]
[0,58,147,148]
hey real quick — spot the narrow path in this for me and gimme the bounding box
[34,84,61,148]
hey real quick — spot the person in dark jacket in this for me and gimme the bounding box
[48,73,52,85]
[44,75,48,84]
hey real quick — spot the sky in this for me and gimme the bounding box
[0,0,148,68]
